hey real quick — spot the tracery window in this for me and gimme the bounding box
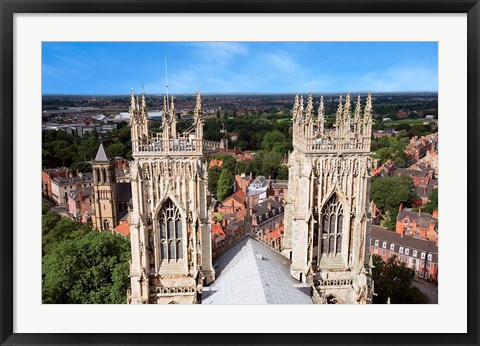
[319,194,344,256]
[158,199,183,261]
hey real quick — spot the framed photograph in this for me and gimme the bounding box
[1,1,479,345]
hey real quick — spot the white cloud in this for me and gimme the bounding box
[349,65,438,92]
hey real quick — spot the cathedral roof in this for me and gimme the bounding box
[202,236,313,305]
[94,143,109,162]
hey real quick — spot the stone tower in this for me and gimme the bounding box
[283,93,374,304]
[92,142,118,231]
[128,89,214,304]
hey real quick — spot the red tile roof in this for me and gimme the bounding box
[211,224,225,236]
[114,221,130,236]
[268,227,283,240]
[223,188,246,206]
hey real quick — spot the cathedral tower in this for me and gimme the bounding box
[283,93,374,304]
[92,143,118,231]
[128,89,214,304]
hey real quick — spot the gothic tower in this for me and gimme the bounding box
[128,89,214,304]
[283,93,374,304]
[92,142,118,231]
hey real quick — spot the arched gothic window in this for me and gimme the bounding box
[158,199,183,261]
[318,194,344,256]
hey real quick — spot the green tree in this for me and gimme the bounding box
[423,188,438,214]
[261,152,283,178]
[276,165,289,179]
[372,255,428,304]
[42,202,50,215]
[42,231,131,304]
[261,130,288,154]
[216,169,234,203]
[207,166,222,198]
[107,142,126,158]
[371,176,416,215]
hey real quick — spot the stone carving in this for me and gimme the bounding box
[284,93,374,305]
[128,89,214,305]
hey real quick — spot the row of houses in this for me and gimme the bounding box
[370,225,438,282]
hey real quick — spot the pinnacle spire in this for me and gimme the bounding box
[354,95,362,122]
[317,95,325,135]
[335,95,343,129]
[129,88,136,113]
[299,96,304,124]
[343,93,351,119]
[305,92,314,122]
[194,89,202,121]
[162,95,168,129]
[292,94,300,122]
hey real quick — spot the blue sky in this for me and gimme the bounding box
[42,42,438,95]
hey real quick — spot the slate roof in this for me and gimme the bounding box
[52,174,93,184]
[395,168,428,178]
[397,209,438,229]
[202,236,313,304]
[68,186,93,202]
[94,143,109,162]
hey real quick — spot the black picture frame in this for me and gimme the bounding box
[1,1,479,345]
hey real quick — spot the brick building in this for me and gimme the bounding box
[67,186,93,223]
[396,206,438,243]
[372,159,396,177]
[42,167,72,201]
[50,172,94,206]
[370,225,438,282]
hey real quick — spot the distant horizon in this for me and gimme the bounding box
[42,42,438,95]
[42,90,439,97]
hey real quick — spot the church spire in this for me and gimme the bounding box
[170,96,177,138]
[343,92,351,134]
[292,94,300,124]
[141,85,147,110]
[194,90,204,142]
[140,85,148,123]
[194,89,202,123]
[335,95,344,134]
[317,95,325,136]
[305,92,314,123]
[299,95,304,125]
[354,95,362,133]
[129,89,136,125]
